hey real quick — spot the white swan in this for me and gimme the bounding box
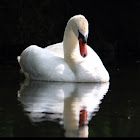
[18,15,109,82]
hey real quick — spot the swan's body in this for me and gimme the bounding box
[18,15,109,82]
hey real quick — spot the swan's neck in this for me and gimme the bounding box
[63,24,82,72]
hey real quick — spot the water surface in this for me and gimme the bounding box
[0,61,140,137]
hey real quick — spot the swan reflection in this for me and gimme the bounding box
[18,80,109,137]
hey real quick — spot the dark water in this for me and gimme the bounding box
[0,60,140,137]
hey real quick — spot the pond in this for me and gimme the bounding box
[0,60,140,137]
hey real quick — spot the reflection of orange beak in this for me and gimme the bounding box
[79,38,87,58]
[79,107,87,127]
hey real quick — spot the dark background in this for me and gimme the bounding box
[0,1,140,137]
[0,0,140,70]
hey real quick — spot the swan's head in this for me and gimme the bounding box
[65,15,89,58]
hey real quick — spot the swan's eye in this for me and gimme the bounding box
[78,31,87,44]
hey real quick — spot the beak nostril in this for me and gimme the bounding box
[84,54,86,57]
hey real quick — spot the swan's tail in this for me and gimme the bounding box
[17,56,24,74]
[17,56,20,63]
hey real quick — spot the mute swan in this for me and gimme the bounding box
[18,15,109,82]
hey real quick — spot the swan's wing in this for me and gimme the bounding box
[76,45,109,82]
[45,42,64,58]
[19,45,75,82]
[17,42,64,65]
[87,45,103,65]
[17,42,67,75]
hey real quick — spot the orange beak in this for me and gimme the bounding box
[79,38,87,58]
